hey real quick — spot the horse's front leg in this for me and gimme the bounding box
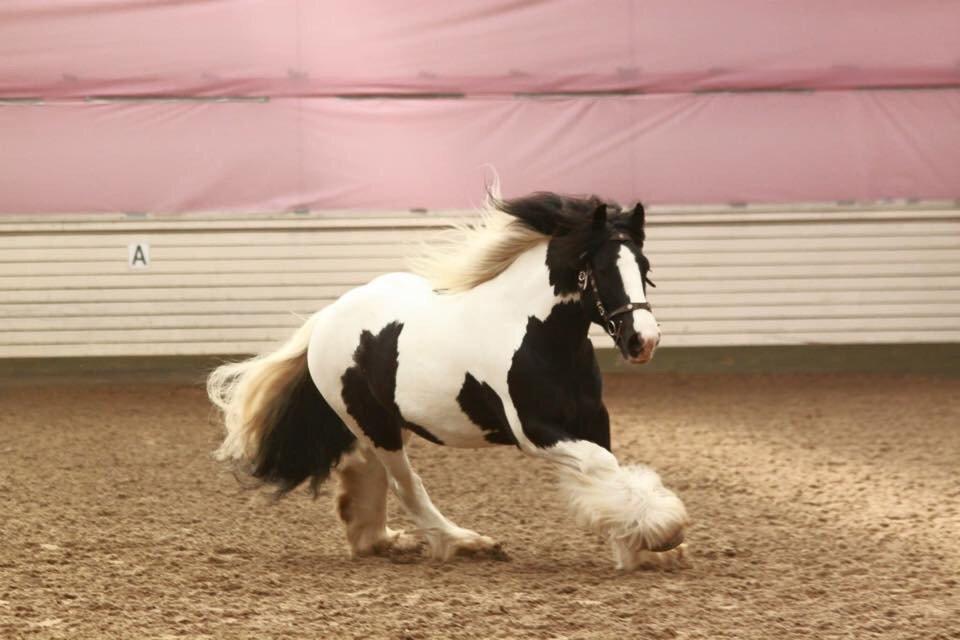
[517,425,689,570]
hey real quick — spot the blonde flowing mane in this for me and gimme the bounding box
[408,196,549,293]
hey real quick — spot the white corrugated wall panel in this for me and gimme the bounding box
[1,207,958,357]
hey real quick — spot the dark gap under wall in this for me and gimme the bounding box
[2,344,958,386]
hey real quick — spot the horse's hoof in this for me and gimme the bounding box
[488,542,511,562]
[649,528,685,553]
[614,542,691,571]
[642,543,691,571]
[386,538,426,564]
[387,530,423,554]
[432,532,509,561]
[362,528,423,558]
[457,539,510,562]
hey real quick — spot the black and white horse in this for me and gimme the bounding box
[208,192,688,570]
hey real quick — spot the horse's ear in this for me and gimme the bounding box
[629,202,645,235]
[592,203,607,230]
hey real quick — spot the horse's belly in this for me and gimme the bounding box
[392,309,500,448]
[393,322,517,450]
[402,399,495,448]
[393,371,496,448]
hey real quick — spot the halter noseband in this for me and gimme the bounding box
[577,231,653,340]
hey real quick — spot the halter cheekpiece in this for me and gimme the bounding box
[577,231,652,340]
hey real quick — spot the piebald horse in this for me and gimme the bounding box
[208,193,689,570]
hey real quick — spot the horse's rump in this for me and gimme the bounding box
[208,313,356,495]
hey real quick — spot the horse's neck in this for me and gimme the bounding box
[464,243,591,345]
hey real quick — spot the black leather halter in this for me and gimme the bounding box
[577,231,653,340]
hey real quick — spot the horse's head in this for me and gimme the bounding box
[572,201,659,363]
[499,192,660,363]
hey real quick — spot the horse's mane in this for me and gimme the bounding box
[409,190,618,293]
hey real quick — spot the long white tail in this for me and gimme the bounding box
[206,313,356,494]
[207,313,321,462]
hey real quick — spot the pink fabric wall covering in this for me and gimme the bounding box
[1,1,958,98]
[2,2,957,213]
[3,91,958,214]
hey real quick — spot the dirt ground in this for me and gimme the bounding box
[1,372,958,639]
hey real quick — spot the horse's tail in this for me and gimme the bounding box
[207,311,356,495]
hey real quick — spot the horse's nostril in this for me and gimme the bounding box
[627,334,644,358]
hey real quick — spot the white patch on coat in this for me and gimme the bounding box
[616,245,660,344]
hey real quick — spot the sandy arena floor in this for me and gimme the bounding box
[1,372,958,639]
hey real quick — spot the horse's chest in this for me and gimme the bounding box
[507,349,608,449]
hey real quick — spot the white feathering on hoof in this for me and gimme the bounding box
[554,442,688,565]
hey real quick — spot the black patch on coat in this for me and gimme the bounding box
[249,370,357,496]
[340,321,444,450]
[506,302,611,451]
[404,421,445,446]
[340,322,405,450]
[457,373,517,446]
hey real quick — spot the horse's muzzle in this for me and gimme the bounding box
[623,332,658,364]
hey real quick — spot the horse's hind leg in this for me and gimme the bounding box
[372,445,501,560]
[334,322,501,560]
[334,446,418,556]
